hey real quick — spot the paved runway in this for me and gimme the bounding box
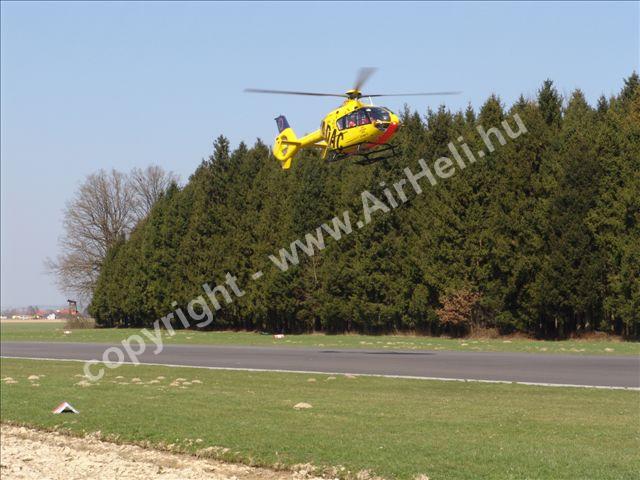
[1,342,638,388]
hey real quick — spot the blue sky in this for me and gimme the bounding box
[1,1,638,308]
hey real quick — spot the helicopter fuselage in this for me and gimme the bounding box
[272,98,400,169]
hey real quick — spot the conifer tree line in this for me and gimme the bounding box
[89,74,640,338]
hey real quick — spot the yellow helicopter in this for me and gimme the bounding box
[246,68,460,169]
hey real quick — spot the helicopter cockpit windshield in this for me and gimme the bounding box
[364,107,391,123]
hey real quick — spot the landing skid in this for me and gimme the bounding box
[328,143,399,165]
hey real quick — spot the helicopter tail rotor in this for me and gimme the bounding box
[273,116,301,169]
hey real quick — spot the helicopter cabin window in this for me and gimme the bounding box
[346,113,358,128]
[356,109,371,126]
[338,110,369,129]
[337,108,391,130]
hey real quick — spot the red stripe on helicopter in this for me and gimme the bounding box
[373,122,399,145]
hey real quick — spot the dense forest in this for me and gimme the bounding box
[90,75,640,338]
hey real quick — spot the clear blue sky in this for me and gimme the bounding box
[1,1,638,308]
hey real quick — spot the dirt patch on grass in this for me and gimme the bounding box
[0,424,325,480]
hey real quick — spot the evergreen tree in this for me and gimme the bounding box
[90,74,640,338]
[538,79,562,127]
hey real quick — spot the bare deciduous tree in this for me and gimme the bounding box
[46,166,178,301]
[130,165,179,219]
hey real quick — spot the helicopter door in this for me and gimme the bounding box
[352,109,371,142]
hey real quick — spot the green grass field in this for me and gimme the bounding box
[1,321,639,356]
[1,358,638,479]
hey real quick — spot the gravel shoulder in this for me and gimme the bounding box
[0,424,324,480]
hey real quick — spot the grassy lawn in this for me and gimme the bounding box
[1,321,639,356]
[1,358,639,479]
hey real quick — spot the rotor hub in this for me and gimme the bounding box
[345,89,362,99]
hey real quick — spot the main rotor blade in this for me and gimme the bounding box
[353,67,377,92]
[245,88,346,97]
[366,91,462,97]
